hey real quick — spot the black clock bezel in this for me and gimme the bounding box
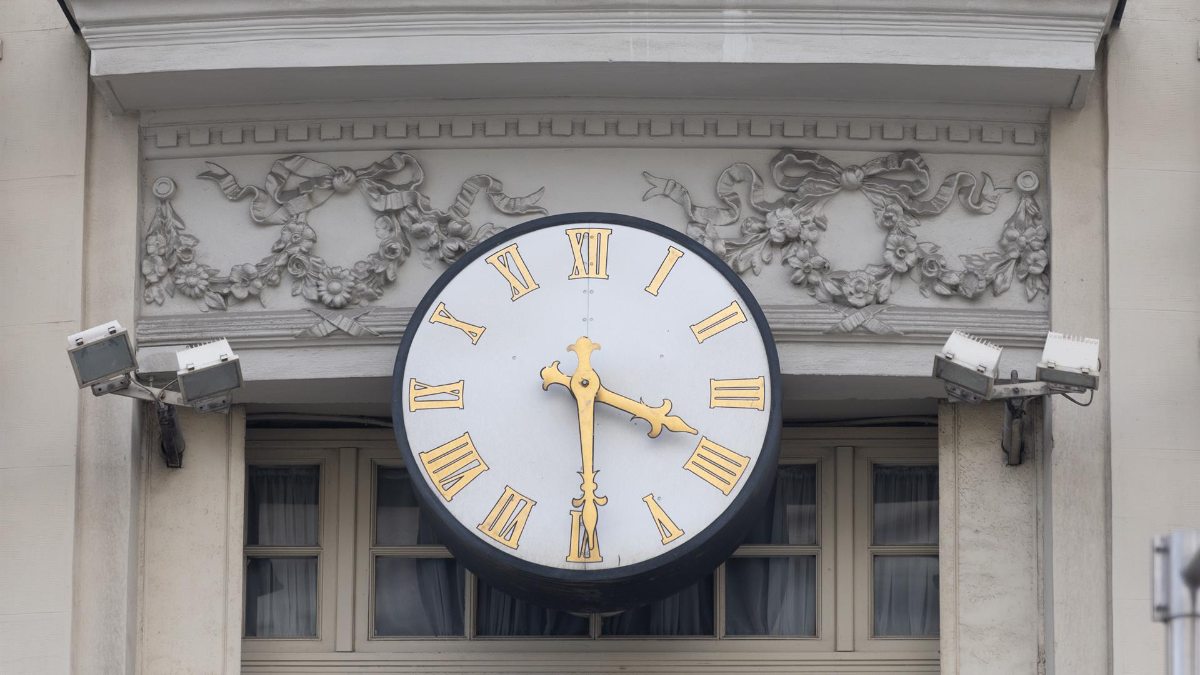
[392,212,782,612]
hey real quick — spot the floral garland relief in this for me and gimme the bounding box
[142,152,547,311]
[643,150,1048,334]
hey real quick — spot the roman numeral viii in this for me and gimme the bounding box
[566,227,612,280]
[485,243,540,301]
[478,486,536,549]
[684,437,751,496]
[419,432,489,502]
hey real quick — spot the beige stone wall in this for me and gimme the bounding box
[938,402,1044,675]
[1107,2,1200,673]
[0,2,89,673]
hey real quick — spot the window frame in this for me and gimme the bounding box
[853,445,941,652]
[242,427,939,668]
[242,447,341,653]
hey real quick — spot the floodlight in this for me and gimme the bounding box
[1037,331,1100,390]
[176,339,242,413]
[932,330,1003,402]
[930,327,1103,467]
[67,320,137,388]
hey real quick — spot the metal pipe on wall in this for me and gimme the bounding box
[1154,530,1200,675]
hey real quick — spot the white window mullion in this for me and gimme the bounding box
[335,447,358,651]
[834,445,855,652]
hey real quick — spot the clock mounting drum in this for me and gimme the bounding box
[392,212,781,612]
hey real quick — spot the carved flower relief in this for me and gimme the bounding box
[173,262,213,299]
[840,270,877,308]
[883,233,919,273]
[316,266,356,308]
[786,248,830,287]
[874,201,912,231]
[275,222,317,256]
[228,263,267,301]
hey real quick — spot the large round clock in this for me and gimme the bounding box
[392,212,780,611]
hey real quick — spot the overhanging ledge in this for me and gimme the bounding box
[65,0,1120,112]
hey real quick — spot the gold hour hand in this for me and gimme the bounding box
[596,386,698,438]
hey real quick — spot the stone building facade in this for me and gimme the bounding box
[0,0,1196,673]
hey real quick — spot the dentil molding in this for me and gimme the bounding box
[142,114,1044,160]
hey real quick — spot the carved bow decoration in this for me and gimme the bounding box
[643,149,1002,229]
[199,152,425,225]
[643,149,1047,335]
[142,151,548,314]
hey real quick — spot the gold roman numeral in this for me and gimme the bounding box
[485,243,540,301]
[477,486,536,549]
[428,302,486,344]
[565,510,603,563]
[566,227,612,280]
[644,246,684,296]
[642,494,684,545]
[709,376,765,410]
[690,301,747,344]
[419,432,489,501]
[684,437,751,496]
[408,378,465,411]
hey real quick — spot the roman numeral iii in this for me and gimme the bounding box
[644,246,684,296]
[485,243,540,301]
[428,302,486,344]
[478,486,536,549]
[642,494,684,545]
[684,437,751,496]
[419,432,489,501]
[566,227,611,280]
[709,376,765,410]
[408,378,465,411]
[690,301,747,344]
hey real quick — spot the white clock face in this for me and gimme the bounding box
[398,219,774,572]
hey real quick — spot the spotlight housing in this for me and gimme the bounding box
[1037,331,1101,391]
[176,339,243,413]
[66,320,137,388]
[932,330,1003,403]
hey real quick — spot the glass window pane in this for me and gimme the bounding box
[246,466,319,546]
[244,557,318,638]
[743,464,817,545]
[475,579,590,637]
[376,467,443,546]
[373,557,464,637]
[873,555,940,637]
[725,556,816,636]
[600,575,714,636]
[873,465,938,546]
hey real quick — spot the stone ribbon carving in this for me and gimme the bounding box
[141,151,547,311]
[643,149,1048,331]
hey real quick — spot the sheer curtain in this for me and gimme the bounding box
[476,580,589,636]
[601,576,714,636]
[373,467,464,636]
[244,465,320,638]
[872,465,939,636]
[725,464,818,636]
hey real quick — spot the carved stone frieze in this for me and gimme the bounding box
[643,149,1048,334]
[141,152,547,312]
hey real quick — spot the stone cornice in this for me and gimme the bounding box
[72,0,1117,112]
